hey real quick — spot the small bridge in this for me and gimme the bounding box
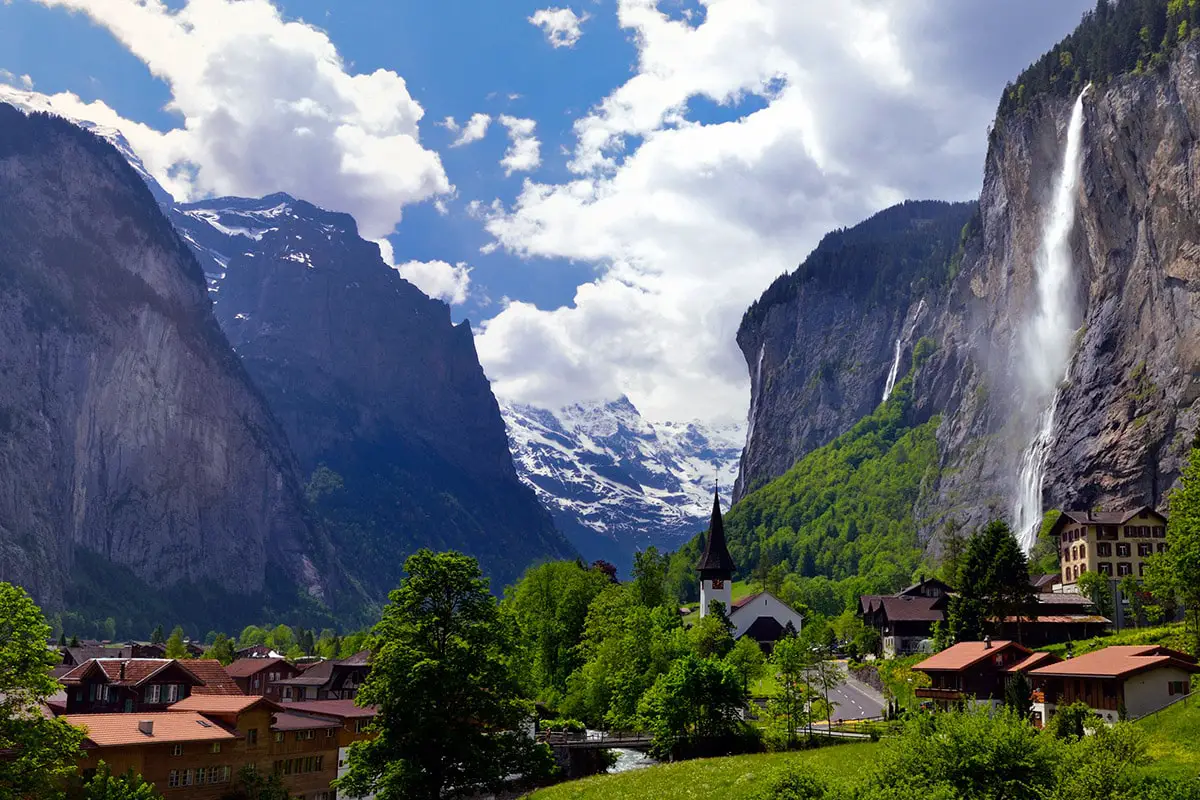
[538,730,654,750]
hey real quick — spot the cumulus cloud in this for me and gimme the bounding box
[497,115,541,176]
[476,0,1094,422]
[445,112,492,147]
[30,0,450,239]
[376,239,472,305]
[0,70,34,89]
[529,7,589,48]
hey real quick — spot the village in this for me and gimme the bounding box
[8,498,1193,800]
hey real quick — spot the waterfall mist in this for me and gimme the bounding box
[1012,87,1090,553]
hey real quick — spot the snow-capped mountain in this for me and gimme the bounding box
[503,397,744,573]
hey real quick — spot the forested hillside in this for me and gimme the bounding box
[998,0,1200,117]
[669,344,940,615]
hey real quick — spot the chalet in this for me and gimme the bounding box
[274,652,370,702]
[859,578,952,657]
[60,659,242,714]
[994,592,1110,646]
[1049,507,1168,585]
[59,645,132,667]
[694,492,803,651]
[1029,645,1199,725]
[913,639,1059,708]
[225,657,301,699]
[67,711,241,799]
[276,700,377,798]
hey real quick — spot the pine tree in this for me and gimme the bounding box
[150,625,165,645]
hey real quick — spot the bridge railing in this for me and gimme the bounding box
[537,730,652,747]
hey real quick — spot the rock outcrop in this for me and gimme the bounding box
[170,194,576,596]
[0,106,345,619]
[736,40,1200,554]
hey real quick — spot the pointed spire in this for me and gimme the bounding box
[697,486,735,578]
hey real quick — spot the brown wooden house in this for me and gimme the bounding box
[913,639,1055,708]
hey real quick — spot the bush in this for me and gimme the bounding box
[756,766,828,800]
[539,718,586,734]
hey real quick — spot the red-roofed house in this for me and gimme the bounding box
[1029,645,1200,724]
[224,657,300,699]
[185,660,243,697]
[67,711,240,798]
[61,659,209,714]
[860,578,952,657]
[913,639,1055,708]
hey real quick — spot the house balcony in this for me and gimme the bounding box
[916,688,964,702]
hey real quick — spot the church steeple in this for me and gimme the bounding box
[697,488,734,617]
[697,489,735,579]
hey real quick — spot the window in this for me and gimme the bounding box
[355,719,370,734]
[284,687,293,700]
[327,728,337,738]
[196,767,208,785]
[1124,526,1132,538]
[182,769,193,787]
[1080,544,1087,559]
[1072,546,1078,561]
[1158,543,1168,553]
[1139,563,1146,577]
[314,755,323,771]
[1118,563,1133,577]
[1117,543,1131,558]
[217,766,230,783]
[168,771,180,788]
[146,685,161,704]
[1168,680,1190,696]
[296,731,304,742]
[1138,543,1153,557]
[1080,564,1088,573]
[1099,562,1112,576]
[1098,542,1112,557]
[253,677,261,689]
[210,742,221,754]
[305,756,315,772]
[167,684,179,702]
[274,761,284,775]
[1062,547,1070,561]
[305,729,315,740]
[275,732,284,743]
[1153,526,1166,538]
[1073,565,1080,580]
[284,760,294,776]
[248,728,258,745]
[171,744,183,757]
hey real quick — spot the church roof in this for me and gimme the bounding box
[697,491,735,577]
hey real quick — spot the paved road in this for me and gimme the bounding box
[823,660,886,722]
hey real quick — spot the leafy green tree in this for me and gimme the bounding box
[949,521,1035,642]
[504,560,609,699]
[164,626,188,659]
[1004,672,1032,716]
[336,550,554,800]
[724,637,767,695]
[227,765,290,800]
[150,624,165,645]
[637,654,745,758]
[691,601,736,659]
[238,625,268,647]
[631,546,670,609]
[1146,447,1200,655]
[209,634,235,666]
[81,761,161,800]
[0,583,87,800]
[1076,571,1114,620]
[267,624,294,653]
[767,635,813,746]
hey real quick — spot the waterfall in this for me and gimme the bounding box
[882,338,902,403]
[882,299,925,404]
[1012,87,1090,553]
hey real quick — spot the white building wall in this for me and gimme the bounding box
[699,578,732,618]
[730,592,803,639]
[1124,666,1194,719]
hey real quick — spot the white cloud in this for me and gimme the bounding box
[0,70,34,89]
[529,7,589,49]
[497,115,541,176]
[29,0,450,239]
[476,0,1095,422]
[376,239,472,306]
[449,112,492,147]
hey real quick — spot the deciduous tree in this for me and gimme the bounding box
[0,582,87,800]
[164,626,188,659]
[1146,447,1200,656]
[724,637,766,695]
[81,761,161,800]
[336,550,554,800]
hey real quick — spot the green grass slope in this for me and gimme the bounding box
[527,743,880,800]
[1137,694,1200,779]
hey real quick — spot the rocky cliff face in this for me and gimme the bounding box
[0,106,343,618]
[734,201,976,501]
[169,194,575,595]
[738,40,1200,552]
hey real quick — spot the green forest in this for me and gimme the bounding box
[666,341,940,617]
[998,0,1200,118]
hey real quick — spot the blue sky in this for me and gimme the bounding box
[0,0,1095,423]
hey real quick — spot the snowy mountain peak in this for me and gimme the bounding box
[502,396,744,572]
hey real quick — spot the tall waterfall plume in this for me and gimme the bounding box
[882,339,902,403]
[1013,87,1090,552]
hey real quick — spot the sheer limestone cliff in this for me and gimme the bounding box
[0,107,346,622]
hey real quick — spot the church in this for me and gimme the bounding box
[697,492,804,652]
